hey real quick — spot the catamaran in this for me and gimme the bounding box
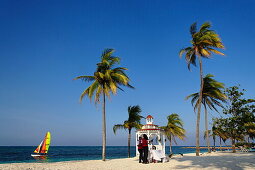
[31,132,51,157]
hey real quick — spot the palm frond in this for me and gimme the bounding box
[190,22,197,36]
[207,48,225,56]
[113,124,126,134]
[199,22,211,33]
[80,87,90,102]
[95,85,102,103]
[179,47,192,58]
[162,113,186,144]
[128,105,143,123]
[73,75,95,81]
[88,81,99,100]
[200,49,211,57]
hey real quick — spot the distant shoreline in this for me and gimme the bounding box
[182,146,234,149]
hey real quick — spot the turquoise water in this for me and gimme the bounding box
[0,146,207,164]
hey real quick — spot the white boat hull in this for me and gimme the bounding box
[31,154,47,157]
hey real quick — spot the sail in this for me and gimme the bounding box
[33,132,51,154]
[41,132,51,153]
[34,141,43,153]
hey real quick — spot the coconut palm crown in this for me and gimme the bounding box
[160,113,186,155]
[75,49,134,103]
[186,74,227,112]
[179,22,225,70]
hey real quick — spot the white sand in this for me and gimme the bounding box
[1,152,255,170]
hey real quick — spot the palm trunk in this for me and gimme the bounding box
[170,135,172,155]
[231,138,236,153]
[102,93,106,161]
[204,106,210,153]
[196,56,204,156]
[128,129,131,158]
[213,136,216,148]
[219,137,222,151]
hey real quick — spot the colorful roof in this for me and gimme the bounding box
[146,115,153,119]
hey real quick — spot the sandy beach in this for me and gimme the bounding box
[1,152,255,170]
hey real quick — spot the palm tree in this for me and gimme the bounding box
[74,49,134,161]
[212,118,229,150]
[113,105,143,158]
[204,124,229,151]
[161,113,186,155]
[204,130,216,148]
[186,74,227,153]
[180,22,225,156]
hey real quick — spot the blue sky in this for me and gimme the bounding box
[0,0,255,146]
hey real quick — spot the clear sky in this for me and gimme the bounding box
[0,0,255,146]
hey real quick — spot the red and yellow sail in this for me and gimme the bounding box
[34,132,51,154]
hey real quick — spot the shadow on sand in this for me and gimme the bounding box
[172,152,255,170]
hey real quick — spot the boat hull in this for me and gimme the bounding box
[31,154,47,157]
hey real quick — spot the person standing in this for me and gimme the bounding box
[137,137,143,163]
[142,134,149,164]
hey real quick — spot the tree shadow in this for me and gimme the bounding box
[172,152,255,170]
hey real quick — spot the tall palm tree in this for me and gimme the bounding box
[160,113,186,155]
[180,22,225,156]
[113,105,143,158]
[74,49,134,161]
[186,74,227,153]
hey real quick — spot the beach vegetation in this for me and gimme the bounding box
[222,86,255,152]
[210,86,255,152]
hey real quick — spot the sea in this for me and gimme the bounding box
[0,146,208,164]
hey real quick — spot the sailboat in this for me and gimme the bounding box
[31,132,51,157]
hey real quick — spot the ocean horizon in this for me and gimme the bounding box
[0,146,209,164]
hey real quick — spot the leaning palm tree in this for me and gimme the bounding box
[161,113,186,155]
[186,74,227,153]
[215,127,228,150]
[74,49,134,161]
[113,105,143,158]
[180,22,225,156]
[204,125,228,151]
[212,118,228,150]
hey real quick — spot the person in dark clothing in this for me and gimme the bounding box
[142,134,149,164]
[137,137,143,163]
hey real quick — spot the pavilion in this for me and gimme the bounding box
[135,115,166,156]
